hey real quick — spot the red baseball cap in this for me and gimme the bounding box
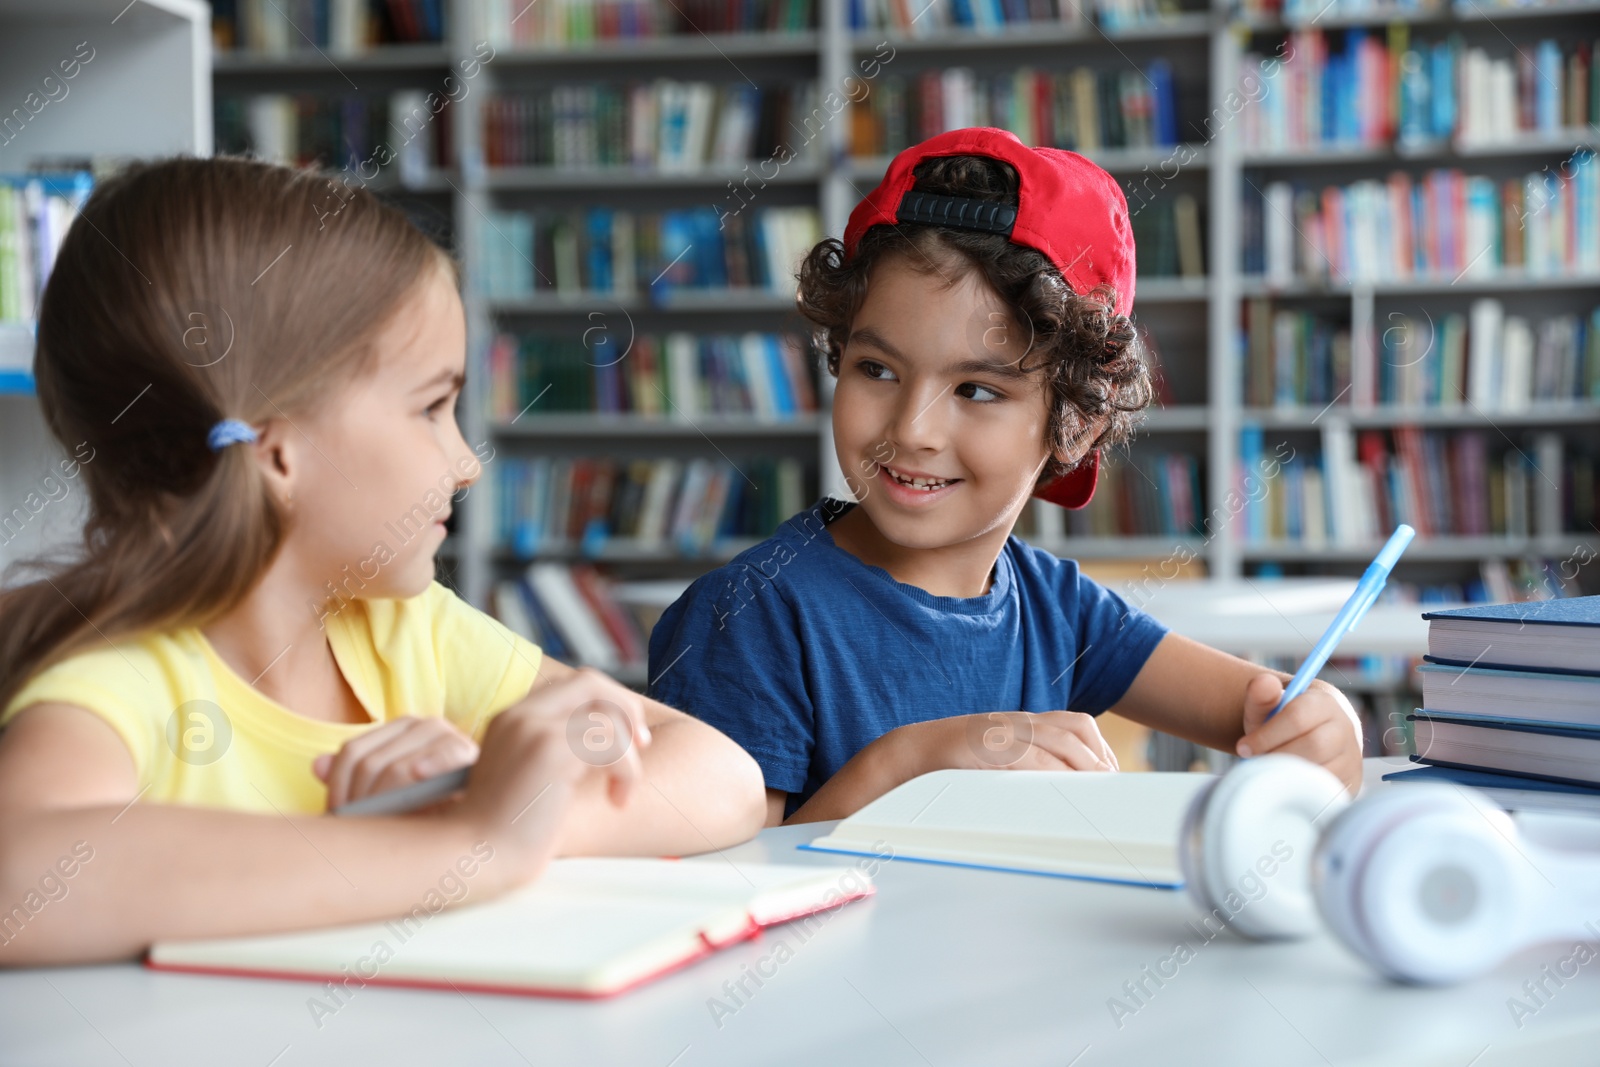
[842,127,1136,509]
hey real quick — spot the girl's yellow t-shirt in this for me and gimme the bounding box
[0,581,542,815]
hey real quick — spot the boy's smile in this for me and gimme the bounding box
[827,253,1071,597]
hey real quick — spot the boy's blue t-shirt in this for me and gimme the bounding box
[647,498,1171,816]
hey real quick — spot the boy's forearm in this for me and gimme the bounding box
[782,729,918,825]
[0,803,532,967]
[554,713,765,856]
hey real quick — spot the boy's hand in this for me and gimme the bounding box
[314,716,480,811]
[905,710,1119,775]
[1236,673,1363,794]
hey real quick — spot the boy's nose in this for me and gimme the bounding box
[884,383,950,455]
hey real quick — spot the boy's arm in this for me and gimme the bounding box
[1107,632,1364,792]
[530,657,767,856]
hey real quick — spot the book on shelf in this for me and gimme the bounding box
[1239,26,1598,152]
[487,331,817,422]
[474,205,820,299]
[1057,451,1205,538]
[1241,299,1600,409]
[1239,425,1591,545]
[1131,191,1205,279]
[1236,0,1590,24]
[482,83,819,171]
[214,92,452,178]
[846,0,1192,34]
[466,0,817,44]
[849,61,1181,157]
[1244,152,1600,284]
[495,455,807,558]
[210,0,445,53]
[0,173,91,342]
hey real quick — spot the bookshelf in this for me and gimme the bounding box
[0,0,211,580]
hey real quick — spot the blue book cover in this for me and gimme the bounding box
[1148,60,1177,147]
[1421,595,1600,627]
[765,335,796,416]
[1382,763,1600,799]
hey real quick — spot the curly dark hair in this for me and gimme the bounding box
[796,154,1154,486]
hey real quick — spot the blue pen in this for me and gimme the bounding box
[1266,524,1416,720]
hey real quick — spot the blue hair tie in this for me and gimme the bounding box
[207,418,258,451]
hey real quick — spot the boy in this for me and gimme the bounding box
[648,128,1362,825]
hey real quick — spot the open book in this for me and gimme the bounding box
[147,858,873,999]
[803,770,1213,888]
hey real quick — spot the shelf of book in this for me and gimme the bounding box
[1242,403,1600,428]
[490,31,823,63]
[1237,272,1600,297]
[492,414,824,438]
[210,44,453,72]
[1240,131,1600,166]
[849,11,1214,50]
[482,164,825,190]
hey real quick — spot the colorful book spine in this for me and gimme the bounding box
[468,0,817,45]
[473,205,820,298]
[495,455,808,557]
[1245,153,1600,283]
[216,0,445,53]
[214,92,451,173]
[850,62,1181,157]
[1054,451,1205,538]
[486,331,817,421]
[0,173,93,330]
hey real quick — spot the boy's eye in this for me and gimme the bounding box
[857,359,897,382]
[425,395,453,418]
[956,382,1003,403]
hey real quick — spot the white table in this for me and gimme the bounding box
[2,760,1596,1067]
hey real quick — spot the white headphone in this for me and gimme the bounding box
[1178,754,1352,940]
[1183,755,1600,984]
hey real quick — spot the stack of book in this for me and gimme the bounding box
[1239,27,1597,152]
[494,455,807,557]
[1244,153,1600,283]
[465,0,817,43]
[210,0,445,52]
[848,62,1181,156]
[482,82,818,170]
[1237,425,1585,545]
[487,331,817,422]
[474,205,820,299]
[1388,597,1600,811]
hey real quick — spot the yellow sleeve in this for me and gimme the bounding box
[0,643,169,784]
[425,582,544,743]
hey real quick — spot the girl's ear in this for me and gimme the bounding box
[250,417,297,508]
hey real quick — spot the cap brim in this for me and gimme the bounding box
[1032,450,1099,509]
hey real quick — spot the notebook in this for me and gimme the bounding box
[802,769,1213,889]
[1410,712,1600,789]
[1421,596,1600,675]
[1382,764,1600,818]
[146,858,873,999]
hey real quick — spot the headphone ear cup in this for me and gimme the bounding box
[1191,754,1350,940]
[1313,785,1519,983]
[1179,775,1223,918]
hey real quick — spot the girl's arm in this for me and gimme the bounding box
[1107,632,1364,792]
[0,670,649,966]
[519,658,767,856]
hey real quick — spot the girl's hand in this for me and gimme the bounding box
[314,716,480,811]
[447,667,652,876]
[1236,673,1364,794]
[896,710,1119,776]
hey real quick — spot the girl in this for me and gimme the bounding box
[648,128,1364,824]
[0,157,765,965]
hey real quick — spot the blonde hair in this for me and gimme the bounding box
[0,156,454,711]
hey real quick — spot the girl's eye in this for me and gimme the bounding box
[956,382,1003,403]
[425,396,452,419]
[857,359,897,382]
